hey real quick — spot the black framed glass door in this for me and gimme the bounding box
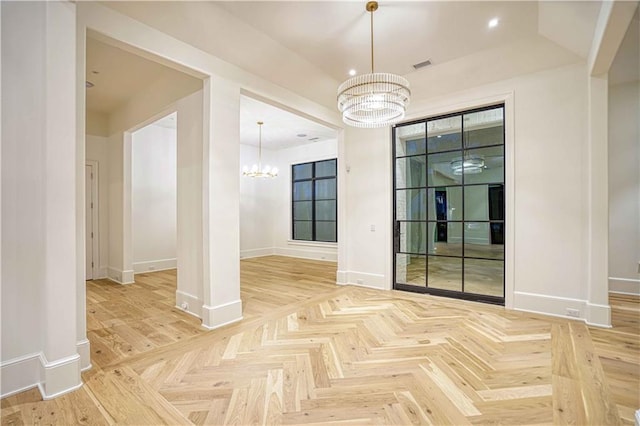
[392,105,505,305]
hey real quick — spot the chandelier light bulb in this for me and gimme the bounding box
[242,121,278,179]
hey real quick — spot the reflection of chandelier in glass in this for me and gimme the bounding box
[242,121,278,179]
[336,1,411,128]
[451,155,485,175]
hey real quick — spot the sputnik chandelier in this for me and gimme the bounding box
[242,121,278,179]
[337,1,411,128]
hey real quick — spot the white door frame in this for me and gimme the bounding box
[86,160,100,280]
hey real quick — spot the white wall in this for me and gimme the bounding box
[108,71,201,136]
[238,139,338,261]
[106,131,131,283]
[608,80,640,294]
[340,126,392,290]
[1,0,81,399]
[86,135,109,278]
[239,143,278,258]
[342,62,610,322]
[2,0,47,370]
[273,140,338,261]
[176,90,204,317]
[102,73,202,285]
[131,119,177,273]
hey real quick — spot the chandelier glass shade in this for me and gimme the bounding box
[450,155,485,176]
[337,1,411,128]
[242,121,278,179]
[337,73,411,128]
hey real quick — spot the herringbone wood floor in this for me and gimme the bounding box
[1,256,638,425]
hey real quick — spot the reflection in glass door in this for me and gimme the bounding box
[393,105,505,305]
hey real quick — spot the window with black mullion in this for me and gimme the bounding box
[292,159,337,242]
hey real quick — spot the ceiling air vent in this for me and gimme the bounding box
[412,59,432,70]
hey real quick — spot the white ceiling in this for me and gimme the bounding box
[103,1,610,110]
[240,96,336,149]
[89,1,636,149]
[85,34,336,149]
[85,35,201,114]
[610,8,640,85]
[216,1,541,81]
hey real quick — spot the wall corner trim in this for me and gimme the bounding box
[38,352,83,400]
[201,299,243,330]
[340,270,388,290]
[76,339,92,372]
[107,267,135,285]
[0,351,84,400]
[336,270,349,285]
[585,301,612,328]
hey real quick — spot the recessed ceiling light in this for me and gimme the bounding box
[488,17,499,28]
[297,133,307,138]
[348,69,356,76]
[85,81,94,88]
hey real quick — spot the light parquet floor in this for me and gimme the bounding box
[2,256,639,425]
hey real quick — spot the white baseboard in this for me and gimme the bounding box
[176,290,202,318]
[609,277,640,295]
[585,302,611,328]
[96,267,108,279]
[240,247,275,259]
[107,267,134,284]
[0,352,41,398]
[513,291,612,327]
[201,299,243,330]
[133,258,177,274]
[38,353,82,400]
[337,270,348,285]
[336,270,388,290]
[274,246,337,262]
[77,339,92,372]
[0,351,83,400]
[514,291,585,320]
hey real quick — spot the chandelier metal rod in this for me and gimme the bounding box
[370,5,374,73]
[366,1,378,74]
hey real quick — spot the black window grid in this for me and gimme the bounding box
[392,104,506,304]
[292,159,337,243]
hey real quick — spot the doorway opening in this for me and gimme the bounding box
[131,113,178,275]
